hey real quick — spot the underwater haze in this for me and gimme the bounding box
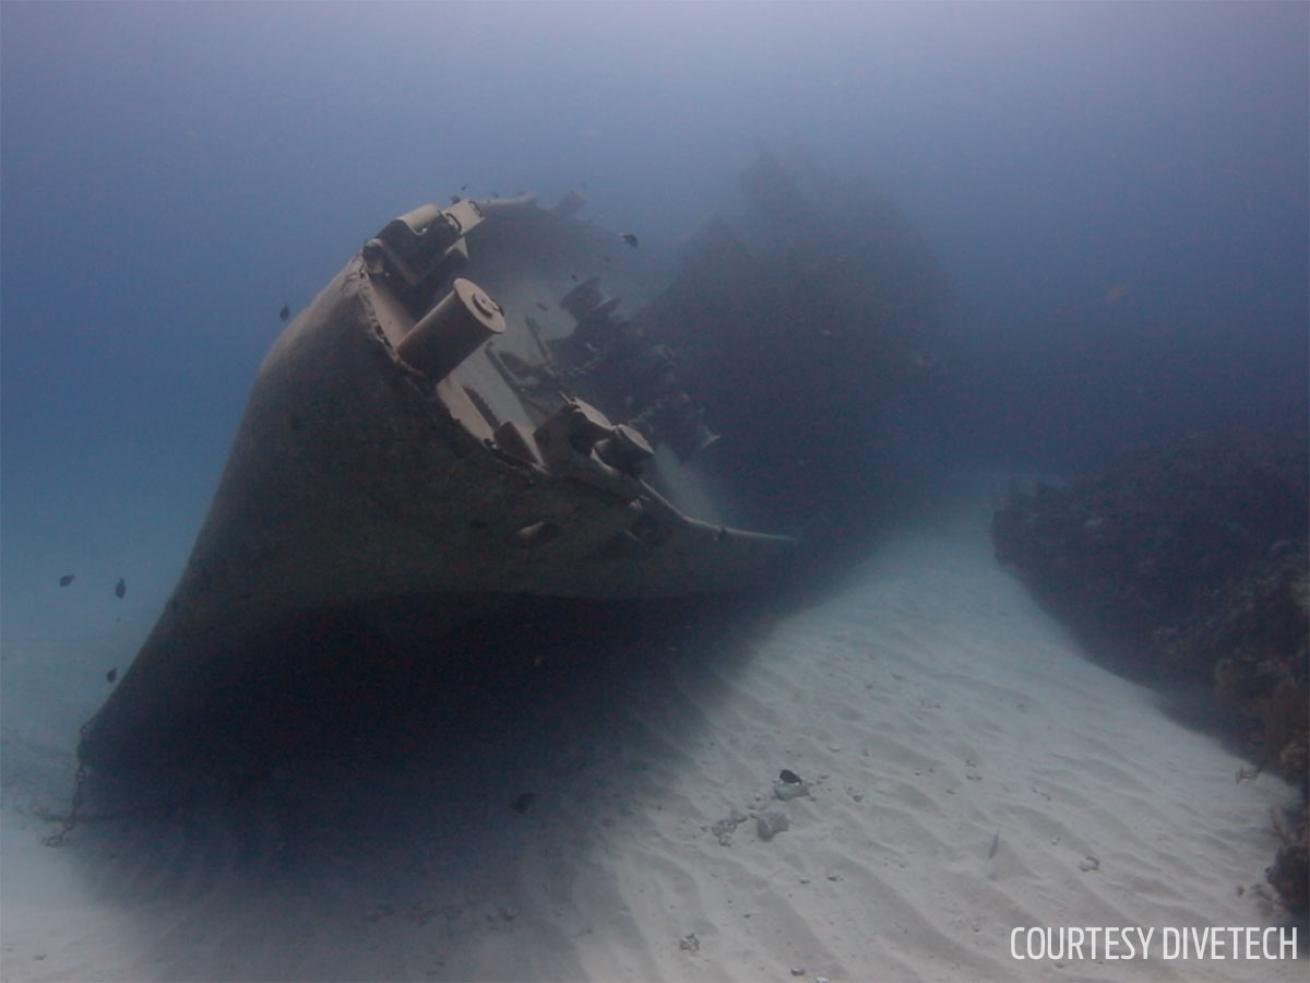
[3,2,1306,630]
[2,3,1308,981]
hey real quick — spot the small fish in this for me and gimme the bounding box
[535,302,549,311]
[510,792,536,814]
[106,668,118,684]
[58,574,75,587]
[450,194,462,204]
[279,304,290,322]
[988,830,1000,859]
[114,577,126,599]
[779,769,803,785]
[460,183,468,191]
[570,273,579,282]
[620,232,639,248]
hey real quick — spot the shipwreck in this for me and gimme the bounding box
[77,154,948,781]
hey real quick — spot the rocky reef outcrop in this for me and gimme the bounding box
[992,428,1308,917]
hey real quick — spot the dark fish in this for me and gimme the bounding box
[570,273,579,282]
[114,577,126,599]
[58,574,74,587]
[106,668,118,684]
[620,233,639,248]
[460,183,468,191]
[279,304,290,322]
[535,302,549,311]
[779,769,803,784]
[988,830,1001,859]
[510,792,536,814]
[450,194,462,204]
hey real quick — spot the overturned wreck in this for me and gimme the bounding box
[78,155,948,781]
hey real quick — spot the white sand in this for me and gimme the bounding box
[1,477,1302,981]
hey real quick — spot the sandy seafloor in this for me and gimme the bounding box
[1,476,1302,982]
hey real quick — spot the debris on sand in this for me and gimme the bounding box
[774,769,810,801]
[756,810,790,842]
[774,778,810,802]
[711,807,748,846]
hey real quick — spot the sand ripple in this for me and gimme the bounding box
[2,480,1301,980]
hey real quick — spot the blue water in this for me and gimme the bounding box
[1,0,1304,667]
[0,4,1302,686]
[1,5,1307,977]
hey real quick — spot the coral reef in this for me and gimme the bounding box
[1269,798,1308,923]
[992,428,1308,916]
[1195,548,1308,778]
